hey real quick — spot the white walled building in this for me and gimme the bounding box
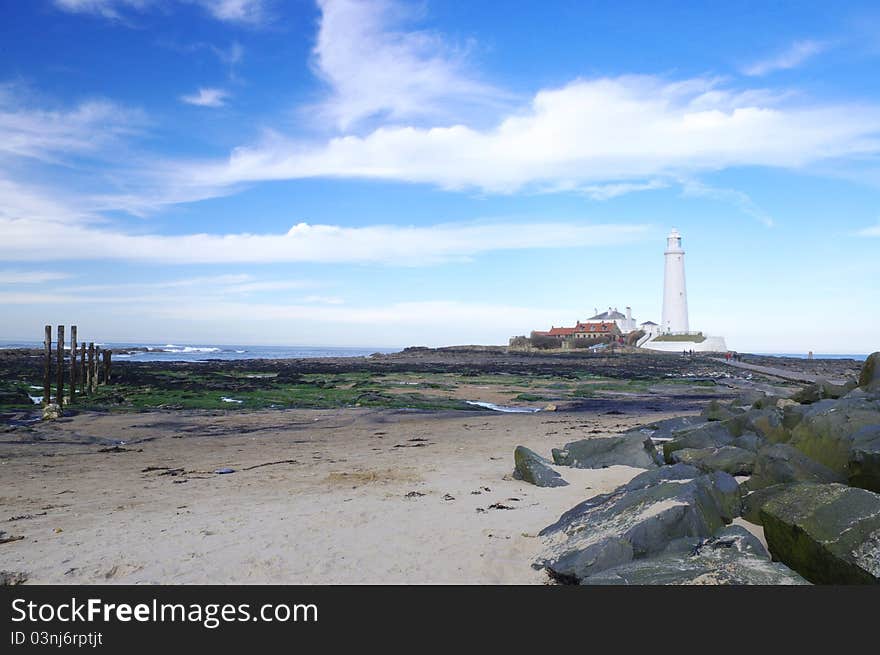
[585,306,638,333]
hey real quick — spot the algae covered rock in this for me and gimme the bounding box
[536,471,741,582]
[741,483,798,525]
[734,408,790,444]
[746,443,843,491]
[581,525,808,585]
[670,445,756,476]
[858,352,880,392]
[848,425,880,493]
[789,396,880,475]
[760,483,880,584]
[513,446,569,488]
[700,400,736,422]
[662,420,738,463]
[551,434,661,470]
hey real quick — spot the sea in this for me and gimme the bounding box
[0,342,401,362]
[0,342,868,363]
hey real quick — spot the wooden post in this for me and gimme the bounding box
[43,325,51,406]
[95,347,101,386]
[56,325,64,410]
[103,350,112,385]
[69,326,77,405]
[87,343,95,394]
[80,343,86,395]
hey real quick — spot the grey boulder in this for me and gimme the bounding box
[552,434,662,470]
[536,470,741,583]
[745,443,843,491]
[760,483,880,584]
[848,425,880,493]
[670,445,756,476]
[581,525,808,585]
[513,446,569,488]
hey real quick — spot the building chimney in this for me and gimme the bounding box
[626,306,632,321]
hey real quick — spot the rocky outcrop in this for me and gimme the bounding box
[848,425,880,493]
[536,470,741,582]
[734,408,790,444]
[745,443,843,490]
[858,352,880,392]
[791,380,853,404]
[760,483,880,584]
[741,483,798,525]
[581,525,808,585]
[551,434,662,470]
[789,396,880,476]
[513,446,569,488]
[670,446,756,476]
[662,420,738,462]
[700,400,737,422]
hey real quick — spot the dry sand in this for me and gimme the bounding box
[0,407,692,584]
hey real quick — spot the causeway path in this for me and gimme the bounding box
[710,358,848,386]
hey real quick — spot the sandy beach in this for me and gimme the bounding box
[1,348,864,585]
[1,407,680,584]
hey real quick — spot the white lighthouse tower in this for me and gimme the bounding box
[661,228,689,334]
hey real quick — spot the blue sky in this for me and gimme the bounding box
[1,0,879,352]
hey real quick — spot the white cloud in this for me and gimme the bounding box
[53,0,149,20]
[53,0,268,24]
[0,216,649,265]
[180,87,230,108]
[743,40,830,77]
[312,0,508,129]
[0,270,73,285]
[0,86,142,163]
[856,221,880,237]
[183,75,880,195]
[191,0,266,24]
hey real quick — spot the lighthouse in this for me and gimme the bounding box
[661,228,689,334]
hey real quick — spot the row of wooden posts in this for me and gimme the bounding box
[42,325,112,409]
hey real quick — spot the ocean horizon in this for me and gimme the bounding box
[0,341,869,362]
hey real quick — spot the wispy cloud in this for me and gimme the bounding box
[0,270,73,285]
[180,87,230,107]
[743,39,830,76]
[856,221,880,237]
[0,85,143,163]
[0,217,650,265]
[311,0,510,129]
[679,179,775,227]
[53,0,269,24]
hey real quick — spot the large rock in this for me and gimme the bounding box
[745,443,843,491]
[624,463,702,491]
[789,396,880,475]
[858,352,880,392]
[513,446,569,488]
[536,471,741,582]
[741,483,798,525]
[662,420,738,462]
[734,408,790,444]
[581,525,808,585]
[552,434,661,470]
[637,416,706,441]
[700,400,737,422]
[732,432,764,452]
[791,380,852,404]
[848,425,880,493]
[760,483,880,584]
[671,446,756,476]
